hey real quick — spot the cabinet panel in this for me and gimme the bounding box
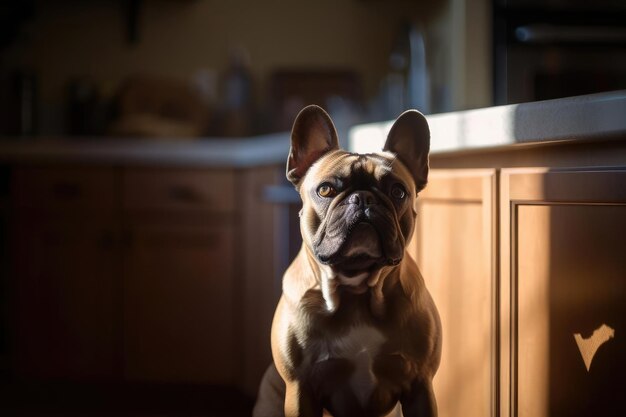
[501,168,626,417]
[410,169,497,417]
[12,216,119,379]
[123,217,236,384]
[239,166,281,395]
[123,169,235,212]
[13,166,117,211]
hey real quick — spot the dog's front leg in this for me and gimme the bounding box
[401,379,437,417]
[284,381,323,417]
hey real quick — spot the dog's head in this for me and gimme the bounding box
[287,105,430,288]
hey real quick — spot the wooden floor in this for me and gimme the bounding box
[0,381,254,417]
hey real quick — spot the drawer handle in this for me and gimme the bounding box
[131,231,222,248]
[167,185,204,204]
[52,182,83,200]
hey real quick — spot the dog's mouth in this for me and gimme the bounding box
[332,254,380,276]
[325,222,385,276]
[314,206,404,271]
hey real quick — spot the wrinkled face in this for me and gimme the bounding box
[299,149,417,278]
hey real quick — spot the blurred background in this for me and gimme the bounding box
[1,0,625,138]
[0,0,487,139]
[0,0,624,416]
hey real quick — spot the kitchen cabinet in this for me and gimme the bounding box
[350,91,626,416]
[500,168,626,417]
[239,167,284,393]
[123,215,237,383]
[8,163,280,391]
[409,169,497,417]
[121,168,238,384]
[11,167,120,379]
[0,165,10,371]
[411,164,626,417]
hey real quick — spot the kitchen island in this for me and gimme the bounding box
[351,90,626,417]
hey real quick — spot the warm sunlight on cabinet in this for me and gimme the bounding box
[409,169,497,417]
[411,167,626,417]
[500,168,626,417]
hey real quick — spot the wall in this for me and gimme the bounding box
[2,0,491,135]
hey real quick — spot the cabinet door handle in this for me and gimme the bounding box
[167,185,204,204]
[52,182,83,200]
[171,233,222,249]
[137,232,221,249]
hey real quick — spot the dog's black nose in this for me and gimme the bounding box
[347,191,377,207]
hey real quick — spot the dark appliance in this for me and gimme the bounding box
[494,0,626,104]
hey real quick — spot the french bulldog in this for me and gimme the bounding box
[253,105,441,417]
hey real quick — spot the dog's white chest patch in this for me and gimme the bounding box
[317,325,387,405]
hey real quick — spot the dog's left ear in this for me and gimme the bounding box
[383,109,430,193]
[287,105,339,185]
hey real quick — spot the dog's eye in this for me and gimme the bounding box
[317,183,337,198]
[390,184,407,200]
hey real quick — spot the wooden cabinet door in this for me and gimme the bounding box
[500,168,626,417]
[239,166,282,395]
[123,215,237,384]
[11,166,120,380]
[12,215,119,379]
[409,169,497,417]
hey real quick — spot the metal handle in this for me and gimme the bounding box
[515,24,626,44]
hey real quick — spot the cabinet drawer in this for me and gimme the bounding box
[123,169,235,212]
[13,166,117,211]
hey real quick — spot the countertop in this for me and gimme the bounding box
[1,91,624,167]
[0,132,291,168]
[350,90,626,154]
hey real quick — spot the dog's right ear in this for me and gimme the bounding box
[287,105,339,185]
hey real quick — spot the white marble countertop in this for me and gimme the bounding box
[349,90,626,154]
[0,132,291,168]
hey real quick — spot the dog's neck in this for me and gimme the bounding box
[297,244,398,317]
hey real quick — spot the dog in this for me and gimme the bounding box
[253,105,441,417]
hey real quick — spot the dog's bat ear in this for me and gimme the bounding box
[383,109,430,193]
[287,105,339,185]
